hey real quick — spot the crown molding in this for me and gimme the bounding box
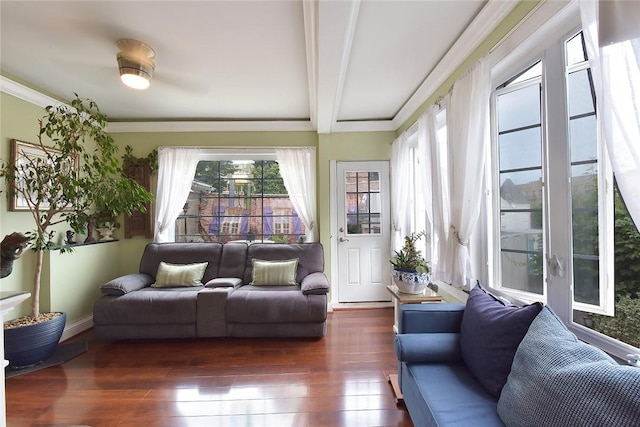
[332,120,396,133]
[392,0,519,130]
[106,120,316,133]
[0,76,64,108]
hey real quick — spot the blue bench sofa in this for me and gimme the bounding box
[394,286,640,427]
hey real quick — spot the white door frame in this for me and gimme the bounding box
[329,160,391,307]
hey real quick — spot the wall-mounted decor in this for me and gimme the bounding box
[123,157,153,238]
[9,139,75,211]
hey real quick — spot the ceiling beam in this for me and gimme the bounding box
[303,0,318,130]
[316,0,361,134]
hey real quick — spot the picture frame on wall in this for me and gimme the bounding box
[9,139,72,211]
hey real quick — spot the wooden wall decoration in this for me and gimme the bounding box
[123,158,153,239]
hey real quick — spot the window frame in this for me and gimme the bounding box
[174,148,306,244]
[487,6,633,359]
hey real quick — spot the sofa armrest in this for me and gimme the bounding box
[395,333,462,363]
[301,272,330,295]
[205,277,243,288]
[100,273,154,296]
[399,303,465,334]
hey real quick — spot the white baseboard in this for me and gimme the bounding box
[61,314,93,342]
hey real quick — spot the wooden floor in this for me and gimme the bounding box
[5,308,413,427]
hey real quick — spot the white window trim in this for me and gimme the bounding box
[487,3,634,359]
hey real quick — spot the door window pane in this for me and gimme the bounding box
[345,171,382,235]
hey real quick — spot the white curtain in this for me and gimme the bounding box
[446,57,491,289]
[417,102,451,283]
[390,133,412,253]
[580,0,640,230]
[154,147,204,242]
[275,148,318,242]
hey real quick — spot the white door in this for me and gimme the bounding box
[336,161,391,302]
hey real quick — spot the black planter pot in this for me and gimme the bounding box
[4,312,66,369]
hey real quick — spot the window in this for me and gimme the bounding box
[491,28,640,355]
[494,61,544,298]
[345,171,381,235]
[176,159,304,243]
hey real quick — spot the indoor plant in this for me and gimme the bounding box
[0,94,153,367]
[391,231,430,294]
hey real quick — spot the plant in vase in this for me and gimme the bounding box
[0,94,154,368]
[390,231,430,294]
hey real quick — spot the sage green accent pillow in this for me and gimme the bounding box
[251,258,298,286]
[151,261,208,288]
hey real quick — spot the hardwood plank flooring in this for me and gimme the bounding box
[5,308,413,427]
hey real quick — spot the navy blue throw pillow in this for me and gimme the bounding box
[460,285,542,398]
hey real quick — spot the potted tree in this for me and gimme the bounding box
[0,94,153,368]
[390,231,431,294]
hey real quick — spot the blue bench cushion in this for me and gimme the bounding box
[402,362,505,427]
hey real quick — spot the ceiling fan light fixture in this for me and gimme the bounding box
[116,39,156,90]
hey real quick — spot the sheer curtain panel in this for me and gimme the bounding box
[390,133,412,253]
[581,0,640,230]
[154,147,204,242]
[446,57,491,289]
[417,103,451,283]
[275,148,318,242]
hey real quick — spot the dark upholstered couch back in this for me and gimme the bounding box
[244,243,324,284]
[139,242,324,285]
[140,243,223,283]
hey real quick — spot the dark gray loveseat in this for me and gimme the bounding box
[93,242,329,339]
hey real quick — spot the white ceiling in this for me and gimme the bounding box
[0,1,516,133]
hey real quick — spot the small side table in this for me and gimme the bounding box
[386,284,442,403]
[386,284,442,333]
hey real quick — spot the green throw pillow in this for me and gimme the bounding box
[151,261,208,288]
[251,258,298,286]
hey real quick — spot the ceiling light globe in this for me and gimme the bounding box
[121,73,150,90]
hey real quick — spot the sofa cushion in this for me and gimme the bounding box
[395,333,462,363]
[497,306,640,427]
[245,243,324,284]
[151,261,208,288]
[250,258,298,285]
[402,362,504,427]
[101,273,154,296]
[140,243,222,283]
[94,287,201,325]
[460,285,542,398]
[205,277,242,288]
[226,286,327,323]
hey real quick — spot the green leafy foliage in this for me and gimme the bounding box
[194,160,237,192]
[251,161,287,195]
[591,296,640,348]
[390,231,429,274]
[0,94,153,317]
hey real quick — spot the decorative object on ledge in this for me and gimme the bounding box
[65,230,76,245]
[97,225,116,241]
[391,270,431,295]
[0,232,29,279]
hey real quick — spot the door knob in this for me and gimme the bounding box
[339,237,349,242]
